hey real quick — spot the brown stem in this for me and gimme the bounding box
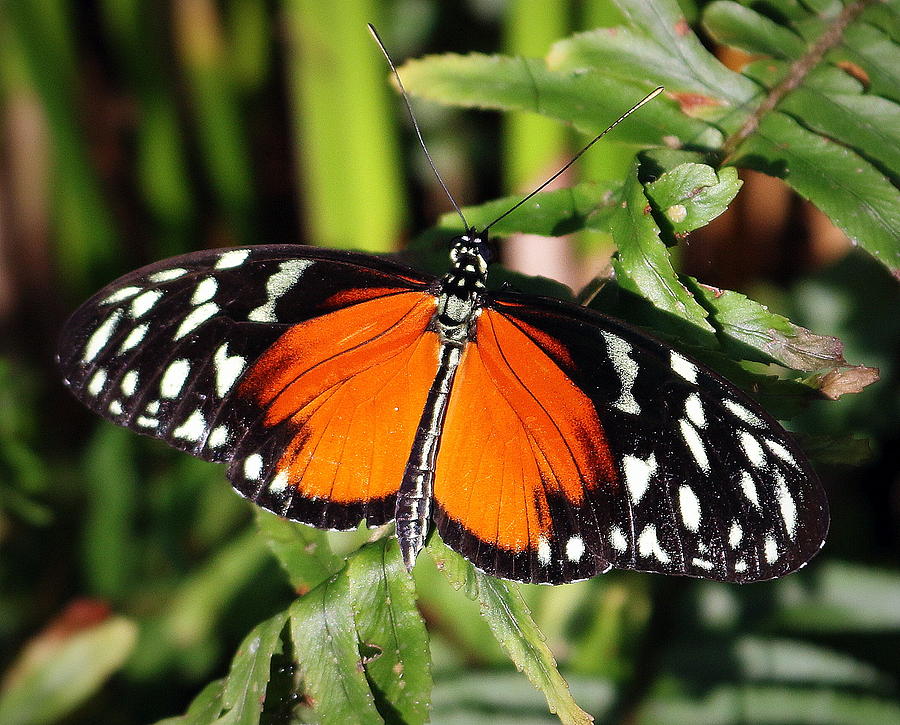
[721,0,874,159]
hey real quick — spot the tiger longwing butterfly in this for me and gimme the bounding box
[57,29,828,586]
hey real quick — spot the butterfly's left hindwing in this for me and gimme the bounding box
[434,292,828,584]
[58,245,436,530]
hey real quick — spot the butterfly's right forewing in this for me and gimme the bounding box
[58,245,436,529]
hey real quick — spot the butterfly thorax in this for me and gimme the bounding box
[434,232,489,342]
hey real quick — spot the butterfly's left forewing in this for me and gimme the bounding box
[434,292,828,584]
[58,245,438,530]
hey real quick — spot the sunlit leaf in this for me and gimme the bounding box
[398,51,719,147]
[254,509,339,593]
[644,163,742,234]
[610,161,713,331]
[290,538,431,725]
[702,2,808,59]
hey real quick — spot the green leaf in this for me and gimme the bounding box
[345,539,432,725]
[687,278,844,370]
[153,613,287,725]
[439,181,621,239]
[644,163,742,234]
[551,6,757,120]
[0,614,137,725]
[733,112,900,278]
[778,86,900,185]
[428,537,592,725]
[397,51,718,148]
[610,161,714,332]
[290,538,431,725]
[686,277,879,398]
[702,2,808,59]
[254,509,340,593]
[216,614,288,725]
[289,574,381,724]
[828,16,900,104]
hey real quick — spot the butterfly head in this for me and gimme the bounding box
[446,230,491,293]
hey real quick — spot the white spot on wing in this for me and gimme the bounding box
[120,370,138,397]
[685,393,706,428]
[680,418,710,472]
[173,302,219,340]
[102,286,142,305]
[537,536,551,566]
[118,323,148,354]
[729,521,743,548]
[773,473,797,537]
[678,485,702,532]
[623,452,657,504]
[191,277,218,305]
[136,415,159,428]
[740,470,760,507]
[765,438,797,467]
[244,454,263,481]
[670,351,698,383]
[602,332,641,414]
[208,425,229,449]
[637,524,670,563]
[173,409,206,442]
[108,399,123,415]
[87,368,107,396]
[724,399,763,427]
[148,268,188,283]
[739,431,766,467]
[83,309,123,362]
[160,359,190,399]
[215,249,250,269]
[566,536,585,563]
[214,343,246,397]
[248,260,313,322]
[692,557,714,570]
[610,526,627,553]
[764,536,779,563]
[269,470,290,494]
[130,289,164,318]
[735,559,747,573]
[145,400,160,415]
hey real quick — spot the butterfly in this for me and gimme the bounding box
[56,30,828,586]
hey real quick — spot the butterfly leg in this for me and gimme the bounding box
[395,343,463,569]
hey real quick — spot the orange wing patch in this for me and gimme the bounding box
[434,308,616,552]
[239,291,439,503]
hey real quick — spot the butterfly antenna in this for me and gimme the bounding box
[368,23,470,232]
[483,86,664,233]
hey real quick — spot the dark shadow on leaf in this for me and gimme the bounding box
[733,153,789,179]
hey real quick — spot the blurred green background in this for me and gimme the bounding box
[0,1,898,723]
